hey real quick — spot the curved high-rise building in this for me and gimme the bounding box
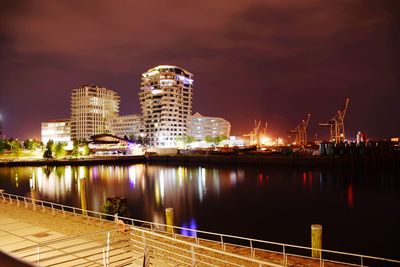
[139,65,193,147]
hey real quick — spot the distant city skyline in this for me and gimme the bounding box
[1,1,399,140]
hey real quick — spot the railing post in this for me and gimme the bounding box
[0,189,5,203]
[191,244,196,266]
[51,203,55,216]
[106,232,110,266]
[250,240,254,258]
[41,202,45,213]
[32,196,36,211]
[141,230,147,246]
[62,206,65,217]
[320,248,323,267]
[9,195,12,204]
[220,235,224,251]
[73,207,76,216]
[24,197,27,209]
[361,256,364,267]
[283,245,287,266]
[16,196,20,207]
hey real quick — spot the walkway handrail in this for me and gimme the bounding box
[1,191,399,266]
[10,227,123,254]
[130,226,284,267]
[11,230,134,266]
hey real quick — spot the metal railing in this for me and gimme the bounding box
[9,229,137,266]
[129,226,283,267]
[1,191,399,267]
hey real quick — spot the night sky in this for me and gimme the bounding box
[1,0,399,140]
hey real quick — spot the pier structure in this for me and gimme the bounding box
[0,191,399,267]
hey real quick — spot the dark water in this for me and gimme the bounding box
[0,164,399,260]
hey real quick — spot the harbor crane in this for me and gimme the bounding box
[244,120,262,146]
[260,122,268,138]
[318,98,350,144]
[290,113,310,146]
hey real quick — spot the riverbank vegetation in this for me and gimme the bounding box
[0,137,91,160]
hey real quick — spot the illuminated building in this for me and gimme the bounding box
[108,114,144,138]
[71,85,120,141]
[139,65,193,147]
[41,119,71,144]
[188,112,231,141]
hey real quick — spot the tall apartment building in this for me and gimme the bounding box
[41,119,71,144]
[71,85,120,141]
[108,114,144,138]
[139,65,193,147]
[188,112,231,141]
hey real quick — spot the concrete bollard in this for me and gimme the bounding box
[165,208,174,234]
[311,224,322,258]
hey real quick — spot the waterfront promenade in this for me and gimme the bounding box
[0,201,144,266]
[0,193,283,266]
[1,192,399,266]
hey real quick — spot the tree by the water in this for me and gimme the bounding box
[101,197,130,220]
[43,140,54,159]
[10,140,22,157]
[71,140,80,157]
[53,143,66,158]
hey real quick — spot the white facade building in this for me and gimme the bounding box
[41,119,71,144]
[108,114,144,138]
[188,112,231,141]
[71,85,120,141]
[139,65,193,147]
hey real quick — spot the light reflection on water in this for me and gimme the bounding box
[0,164,242,222]
[0,164,399,259]
[181,218,197,237]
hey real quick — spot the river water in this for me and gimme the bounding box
[0,164,399,260]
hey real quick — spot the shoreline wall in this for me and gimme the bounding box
[0,154,399,169]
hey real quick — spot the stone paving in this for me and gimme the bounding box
[0,205,144,266]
